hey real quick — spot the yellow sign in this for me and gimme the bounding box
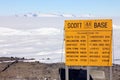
[65,19,112,66]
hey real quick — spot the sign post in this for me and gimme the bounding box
[64,19,112,79]
[110,66,112,80]
[65,66,69,80]
[87,66,90,80]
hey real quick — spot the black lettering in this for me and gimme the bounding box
[67,23,82,28]
[94,22,107,28]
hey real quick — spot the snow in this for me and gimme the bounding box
[0,15,120,64]
[61,14,75,17]
[28,28,61,35]
[0,27,60,36]
[26,13,73,17]
[18,13,95,18]
[0,27,31,35]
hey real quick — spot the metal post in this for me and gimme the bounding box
[65,66,69,80]
[110,66,112,80]
[87,66,90,80]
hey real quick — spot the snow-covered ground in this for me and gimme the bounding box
[0,14,120,64]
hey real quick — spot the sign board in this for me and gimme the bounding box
[65,19,112,66]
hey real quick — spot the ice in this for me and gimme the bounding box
[0,15,120,64]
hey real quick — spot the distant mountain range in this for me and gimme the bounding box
[15,12,94,17]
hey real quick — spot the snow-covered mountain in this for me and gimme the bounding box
[16,12,95,18]
[23,13,61,17]
[0,15,120,64]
